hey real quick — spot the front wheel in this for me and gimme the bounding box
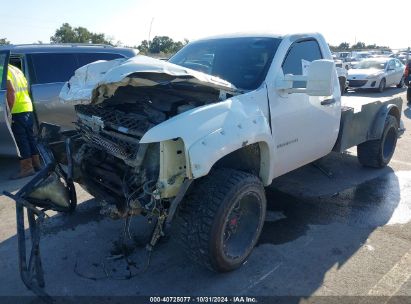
[177,168,266,272]
[378,78,386,93]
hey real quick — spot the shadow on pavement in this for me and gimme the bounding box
[255,154,404,301]
[345,86,406,98]
[0,152,404,302]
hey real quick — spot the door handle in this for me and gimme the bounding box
[320,98,336,106]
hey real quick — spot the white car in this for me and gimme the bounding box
[347,57,405,92]
[335,51,351,62]
[349,51,372,62]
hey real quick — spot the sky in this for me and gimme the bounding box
[1,0,410,50]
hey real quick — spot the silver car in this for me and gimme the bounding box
[0,44,137,156]
[347,57,405,92]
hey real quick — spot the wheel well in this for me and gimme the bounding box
[212,143,261,177]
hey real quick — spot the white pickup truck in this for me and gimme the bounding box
[2,33,403,293]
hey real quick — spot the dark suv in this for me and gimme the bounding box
[0,44,137,155]
[405,60,411,103]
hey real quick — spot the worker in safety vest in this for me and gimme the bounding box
[7,64,41,179]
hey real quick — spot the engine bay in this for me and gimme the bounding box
[69,83,222,219]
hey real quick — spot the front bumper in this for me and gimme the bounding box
[348,78,381,89]
[2,125,77,302]
[4,122,192,300]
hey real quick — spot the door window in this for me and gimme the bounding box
[9,56,23,72]
[77,53,125,67]
[282,40,323,88]
[395,60,402,68]
[28,53,78,84]
[28,52,127,85]
[282,40,323,75]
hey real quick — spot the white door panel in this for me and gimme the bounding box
[270,89,340,177]
[267,39,341,178]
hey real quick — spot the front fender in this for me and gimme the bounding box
[140,97,273,184]
[188,114,272,183]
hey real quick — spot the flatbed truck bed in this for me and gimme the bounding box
[334,96,403,152]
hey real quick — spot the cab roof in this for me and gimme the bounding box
[0,43,138,56]
[191,32,324,44]
[194,32,284,41]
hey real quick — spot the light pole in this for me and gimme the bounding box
[148,17,155,47]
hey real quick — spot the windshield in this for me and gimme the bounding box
[354,60,387,70]
[169,37,281,90]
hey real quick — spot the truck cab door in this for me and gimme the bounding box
[268,39,341,177]
[0,50,19,156]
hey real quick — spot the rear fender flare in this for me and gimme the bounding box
[369,102,401,140]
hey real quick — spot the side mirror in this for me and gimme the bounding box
[276,59,335,96]
[306,60,335,96]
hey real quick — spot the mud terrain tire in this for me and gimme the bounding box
[177,168,266,272]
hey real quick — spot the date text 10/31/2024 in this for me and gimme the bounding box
[149,297,258,303]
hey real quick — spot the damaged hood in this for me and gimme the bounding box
[60,55,238,105]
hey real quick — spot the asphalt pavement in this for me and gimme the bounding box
[0,87,410,303]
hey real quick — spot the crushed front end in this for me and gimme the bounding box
[60,55,236,223]
[4,55,237,298]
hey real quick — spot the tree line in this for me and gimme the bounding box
[2,24,391,54]
[1,23,188,55]
[0,38,10,45]
[329,41,390,52]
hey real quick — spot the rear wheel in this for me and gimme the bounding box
[177,168,266,272]
[357,115,398,168]
[378,78,386,93]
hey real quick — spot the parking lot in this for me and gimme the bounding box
[0,87,410,303]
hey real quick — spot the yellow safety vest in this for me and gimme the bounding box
[7,65,33,114]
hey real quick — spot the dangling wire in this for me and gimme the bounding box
[73,170,153,281]
[73,248,152,281]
